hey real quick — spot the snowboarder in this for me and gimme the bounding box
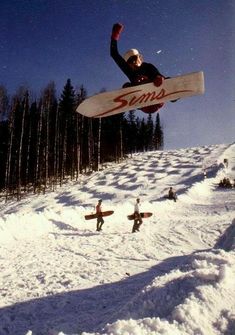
[168,187,177,202]
[132,198,143,233]
[96,199,104,231]
[223,158,228,168]
[110,23,165,114]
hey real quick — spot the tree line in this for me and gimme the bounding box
[0,80,164,201]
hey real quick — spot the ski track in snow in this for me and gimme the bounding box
[0,143,235,335]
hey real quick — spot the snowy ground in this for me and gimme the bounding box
[0,143,235,335]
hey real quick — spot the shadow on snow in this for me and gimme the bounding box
[1,239,234,335]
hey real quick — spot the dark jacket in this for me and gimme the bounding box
[110,39,163,85]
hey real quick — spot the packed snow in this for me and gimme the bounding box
[0,143,235,335]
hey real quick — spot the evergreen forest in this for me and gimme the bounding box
[0,80,164,201]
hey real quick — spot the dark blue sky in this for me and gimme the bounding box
[1,0,234,149]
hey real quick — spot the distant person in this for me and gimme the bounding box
[219,178,232,188]
[203,170,207,179]
[168,187,177,202]
[218,179,224,187]
[96,199,104,231]
[132,198,143,233]
[223,158,228,168]
[219,178,227,187]
[225,178,232,188]
[110,23,166,114]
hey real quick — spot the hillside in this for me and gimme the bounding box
[0,143,234,335]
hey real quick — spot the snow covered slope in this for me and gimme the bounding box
[0,143,234,335]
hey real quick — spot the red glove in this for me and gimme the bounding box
[111,23,124,40]
[154,76,164,87]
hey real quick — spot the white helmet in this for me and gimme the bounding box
[123,48,140,62]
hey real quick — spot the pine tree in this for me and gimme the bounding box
[59,79,76,182]
[0,85,9,121]
[97,118,102,170]
[139,117,147,152]
[0,120,8,190]
[41,82,57,190]
[4,100,16,200]
[75,85,87,176]
[124,110,138,154]
[34,101,44,193]
[146,113,154,151]
[153,113,164,150]
[17,92,29,199]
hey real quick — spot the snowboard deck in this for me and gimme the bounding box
[85,210,114,220]
[127,212,153,220]
[76,71,204,118]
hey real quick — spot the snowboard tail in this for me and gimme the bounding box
[85,210,114,220]
[127,212,153,220]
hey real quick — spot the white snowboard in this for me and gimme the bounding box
[76,71,204,118]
